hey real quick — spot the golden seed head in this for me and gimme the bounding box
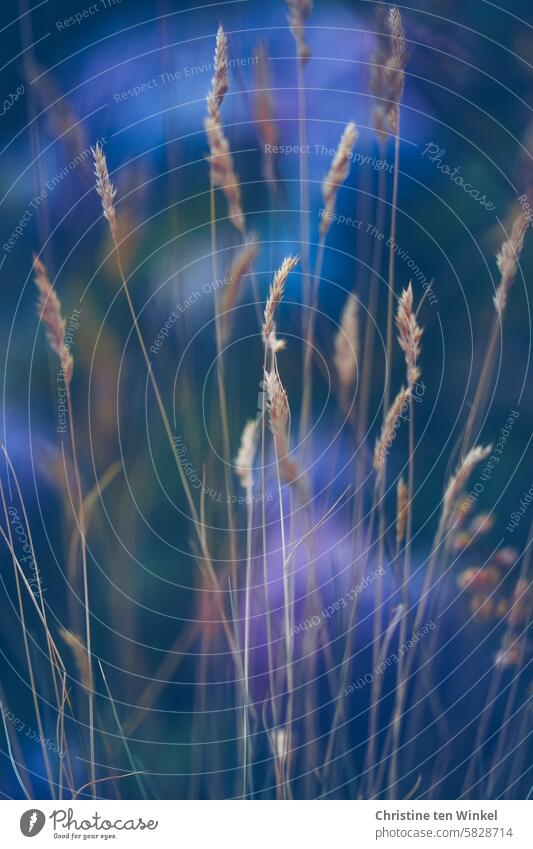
[334,296,359,404]
[262,255,299,345]
[373,386,411,473]
[91,142,118,242]
[396,476,408,547]
[33,255,73,384]
[370,5,408,140]
[286,0,313,65]
[493,213,529,314]
[264,367,298,483]
[60,628,93,691]
[443,445,493,524]
[207,25,229,122]
[235,420,258,489]
[204,116,245,233]
[396,281,423,386]
[320,123,358,236]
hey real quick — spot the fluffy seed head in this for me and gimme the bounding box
[396,476,408,547]
[370,6,390,144]
[274,727,288,760]
[334,295,359,406]
[33,255,73,384]
[262,255,299,345]
[443,445,492,525]
[204,25,244,230]
[320,123,358,236]
[373,386,411,473]
[91,142,118,242]
[207,25,229,122]
[286,0,313,65]
[264,368,290,436]
[270,326,287,354]
[493,213,529,314]
[396,282,423,385]
[384,6,408,134]
[388,7,408,75]
[371,5,407,140]
[60,628,93,692]
[205,116,245,233]
[264,367,298,483]
[235,420,258,489]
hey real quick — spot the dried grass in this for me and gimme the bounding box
[92,142,118,243]
[286,0,313,65]
[493,213,529,314]
[396,281,422,386]
[235,420,258,489]
[383,6,407,135]
[33,256,73,384]
[443,445,492,525]
[265,367,298,483]
[396,476,408,548]
[320,122,358,236]
[205,117,245,233]
[206,25,229,122]
[60,629,93,693]
[373,386,411,473]
[262,255,299,345]
[334,295,359,408]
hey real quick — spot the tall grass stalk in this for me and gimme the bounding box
[0,478,56,796]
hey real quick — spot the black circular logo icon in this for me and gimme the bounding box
[20,809,46,837]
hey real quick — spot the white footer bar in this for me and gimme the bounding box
[3,800,531,848]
